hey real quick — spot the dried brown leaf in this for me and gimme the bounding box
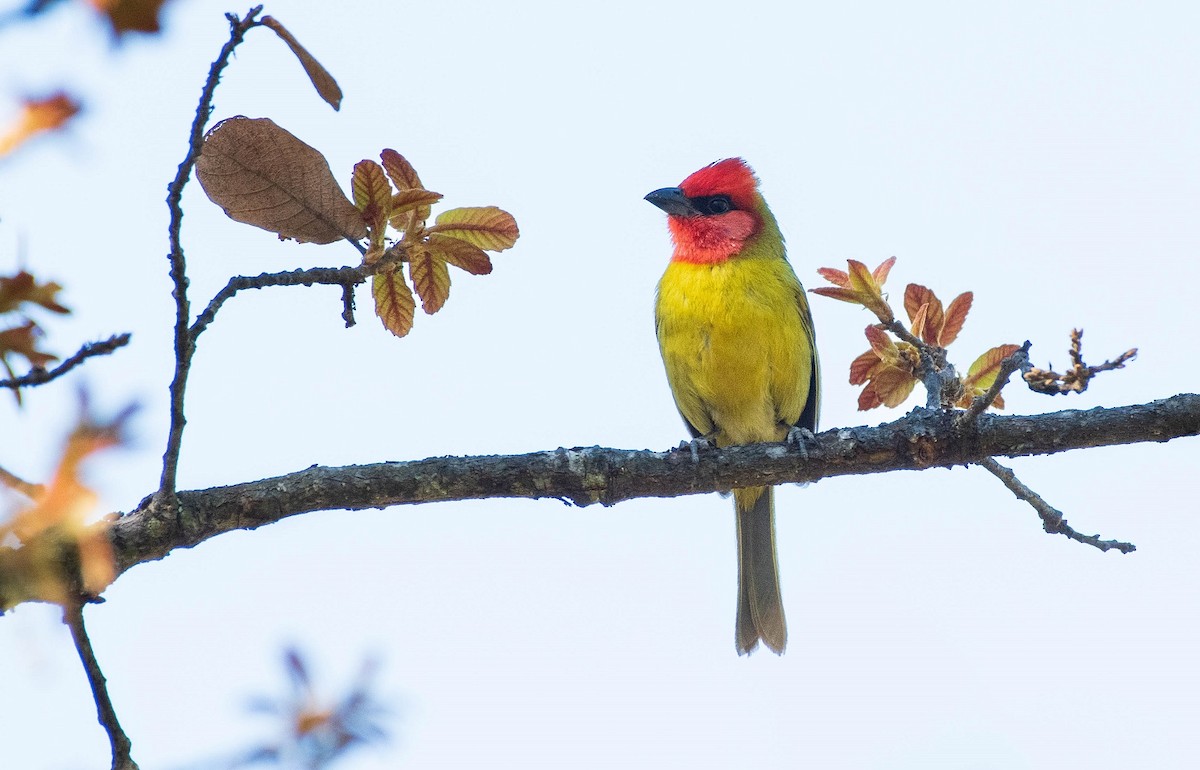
[262,16,343,110]
[196,117,367,244]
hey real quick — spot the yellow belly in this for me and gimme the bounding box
[655,256,815,447]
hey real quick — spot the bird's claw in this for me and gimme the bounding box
[785,426,817,460]
[679,436,715,464]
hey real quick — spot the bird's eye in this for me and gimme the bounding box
[702,195,732,215]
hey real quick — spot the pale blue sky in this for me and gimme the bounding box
[2,1,1199,768]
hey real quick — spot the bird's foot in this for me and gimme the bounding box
[785,426,817,460]
[678,435,716,464]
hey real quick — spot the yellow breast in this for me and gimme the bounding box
[655,254,816,447]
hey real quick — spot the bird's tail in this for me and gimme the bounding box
[733,485,786,655]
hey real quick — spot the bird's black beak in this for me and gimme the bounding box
[644,187,697,216]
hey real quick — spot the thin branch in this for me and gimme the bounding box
[101,394,1200,580]
[1023,328,1138,396]
[341,282,356,327]
[0,333,131,391]
[978,457,1135,553]
[189,265,374,339]
[63,600,139,770]
[158,6,265,507]
[882,319,959,408]
[956,341,1031,426]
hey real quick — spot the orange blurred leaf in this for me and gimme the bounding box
[0,271,70,315]
[0,92,81,157]
[371,269,415,337]
[87,0,169,36]
[810,257,896,322]
[409,251,451,314]
[427,234,493,275]
[262,16,343,110]
[0,397,132,609]
[428,206,520,251]
[196,116,368,244]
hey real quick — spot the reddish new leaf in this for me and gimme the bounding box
[196,117,367,244]
[409,251,452,314]
[379,149,431,225]
[848,349,877,385]
[957,343,1023,409]
[379,149,424,191]
[427,234,493,275]
[940,292,973,346]
[389,189,444,231]
[870,366,919,408]
[372,269,415,337]
[904,284,944,345]
[428,207,519,251]
[262,16,343,110]
[810,257,895,322]
[351,160,392,256]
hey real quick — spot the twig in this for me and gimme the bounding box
[190,265,377,339]
[882,319,957,408]
[1023,328,1137,396]
[341,283,356,327]
[0,464,44,499]
[978,457,1135,553]
[0,334,131,392]
[158,6,265,507]
[63,600,139,770]
[956,341,1031,426]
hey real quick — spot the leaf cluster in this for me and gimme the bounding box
[196,117,519,339]
[813,257,1019,410]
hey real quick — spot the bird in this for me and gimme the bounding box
[646,158,819,655]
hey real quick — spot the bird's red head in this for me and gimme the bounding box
[645,158,763,265]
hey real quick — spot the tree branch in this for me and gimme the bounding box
[978,457,1135,553]
[0,333,131,392]
[956,341,1031,425]
[63,600,139,770]
[159,6,265,506]
[104,394,1200,579]
[189,264,377,339]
